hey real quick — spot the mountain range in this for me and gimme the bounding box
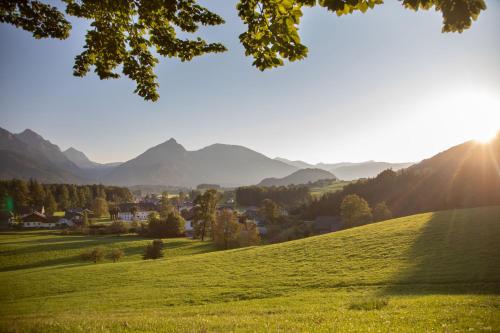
[274,157,414,180]
[4,127,491,191]
[0,127,298,187]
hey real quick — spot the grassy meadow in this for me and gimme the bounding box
[1,206,499,332]
[310,180,352,197]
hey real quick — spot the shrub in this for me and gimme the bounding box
[81,247,105,263]
[143,239,163,260]
[109,248,124,262]
[348,297,389,311]
[148,213,185,238]
[106,221,129,234]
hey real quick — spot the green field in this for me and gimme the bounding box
[1,206,499,332]
[310,180,352,197]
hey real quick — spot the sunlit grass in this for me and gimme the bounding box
[0,206,499,332]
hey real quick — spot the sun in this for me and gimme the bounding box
[473,129,498,143]
[436,91,500,144]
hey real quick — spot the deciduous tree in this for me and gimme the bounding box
[372,201,393,222]
[193,189,219,241]
[213,210,241,249]
[0,0,484,101]
[340,194,372,227]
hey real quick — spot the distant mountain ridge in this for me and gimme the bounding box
[0,128,85,183]
[275,157,414,180]
[104,139,298,187]
[258,168,336,187]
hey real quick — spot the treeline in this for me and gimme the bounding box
[235,185,311,208]
[0,179,133,215]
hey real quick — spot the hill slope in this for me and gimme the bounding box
[306,133,500,217]
[0,128,84,183]
[258,168,336,186]
[1,206,499,332]
[329,161,414,180]
[276,157,414,180]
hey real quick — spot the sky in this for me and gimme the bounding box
[1,1,499,164]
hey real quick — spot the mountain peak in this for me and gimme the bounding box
[164,138,178,144]
[18,128,44,141]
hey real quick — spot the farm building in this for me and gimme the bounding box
[21,211,57,228]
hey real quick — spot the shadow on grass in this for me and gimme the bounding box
[380,207,500,296]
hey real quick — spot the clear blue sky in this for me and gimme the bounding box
[1,1,499,164]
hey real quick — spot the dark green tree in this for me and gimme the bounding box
[193,189,219,241]
[372,201,393,222]
[58,185,70,211]
[143,239,164,259]
[260,198,281,224]
[0,0,484,101]
[28,179,45,210]
[44,191,57,216]
[10,179,30,213]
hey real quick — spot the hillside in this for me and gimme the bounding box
[305,133,500,218]
[105,139,297,187]
[0,128,84,183]
[63,147,122,179]
[258,168,336,186]
[276,157,414,180]
[1,206,499,332]
[329,161,414,180]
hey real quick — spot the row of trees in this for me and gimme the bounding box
[235,185,311,208]
[0,179,132,215]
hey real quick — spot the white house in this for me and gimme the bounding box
[118,203,157,222]
[21,212,57,228]
[118,210,154,221]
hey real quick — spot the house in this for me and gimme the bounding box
[118,203,157,221]
[21,211,57,228]
[58,208,94,227]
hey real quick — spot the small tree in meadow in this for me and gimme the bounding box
[340,194,372,228]
[213,210,241,249]
[81,247,105,263]
[143,239,163,260]
[109,248,124,263]
[237,221,261,248]
[372,202,393,222]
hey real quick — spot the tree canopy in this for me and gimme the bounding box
[1,0,486,101]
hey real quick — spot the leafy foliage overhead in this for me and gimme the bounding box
[1,0,486,101]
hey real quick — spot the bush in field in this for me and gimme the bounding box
[340,194,372,227]
[106,221,129,234]
[143,239,163,260]
[109,248,124,262]
[81,247,105,263]
[349,297,389,311]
